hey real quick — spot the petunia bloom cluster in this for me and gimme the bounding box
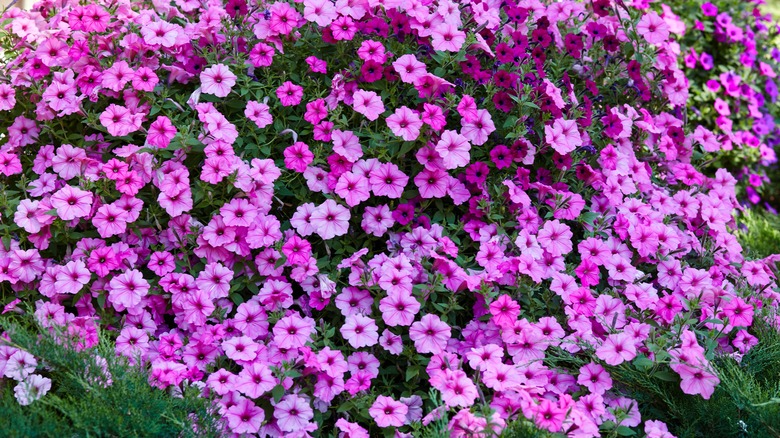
[1,0,779,436]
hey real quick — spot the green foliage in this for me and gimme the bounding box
[735,209,780,259]
[500,420,561,438]
[0,314,222,437]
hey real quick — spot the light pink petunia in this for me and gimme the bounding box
[92,204,129,238]
[369,163,408,199]
[54,260,91,294]
[392,54,427,84]
[274,394,314,432]
[352,89,385,121]
[303,0,338,26]
[536,220,573,257]
[460,108,495,145]
[386,106,423,141]
[273,314,315,349]
[310,199,351,239]
[409,314,451,354]
[245,101,273,128]
[50,185,93,220]
[225,398,265,434]
[335,171,371,207]
[431,23,466,52]
[379,291,420,327]
[435,130,471,169]
[677,364,719,399]
[332,129,363,162]
[637,12,670,45]
[200,64,237,97]
[545,118,583,154]
[369,395,408,428]
[595,332,637,366]
[341,314,379,348]
[108,269,150,310]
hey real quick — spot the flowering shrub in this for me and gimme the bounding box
[1,0,779,436]
[651,0,780,209]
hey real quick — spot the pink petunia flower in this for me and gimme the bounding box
[352,89,385,121]
[283,142,314,173]
[50,185,93,221]
[431,23,466,52]
[310,199,350,239]
[595,333,637,366]
[276,81,304,106]
[369,163,408,198]
[225,398,265,434]
[435,130,471,169]
[274,394,314,432]
[335,171,371,207]
[386,106,423,141]
[341,314,379,348]
[637,12,670,45]
[273,313,315,349]
[108,269,150,310]
[147,116,177,149]
[303,0,337,26]
[200,64,237,97]
[14,374,51,406]
[409,314,451,354]
[332,129,363,162]
[545,118,583,154]
[369,395,408,428]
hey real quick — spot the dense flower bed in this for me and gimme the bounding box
[0,0,779,436]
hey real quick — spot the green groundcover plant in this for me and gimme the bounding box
[0,0,779,436]
[0,313,221,437]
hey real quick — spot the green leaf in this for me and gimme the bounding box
[653,370,679,382]
[272,384,286,403]
[406,366,419,382]
[632,355,654,371]
[398,141,417,157]
[616,426,636,436]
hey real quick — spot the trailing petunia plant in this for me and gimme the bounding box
[649,0,780,210]
[0,0,779,436]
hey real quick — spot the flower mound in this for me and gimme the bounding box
[0,0,779,436]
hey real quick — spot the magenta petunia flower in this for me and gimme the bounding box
[147,116,177,149]
[283,142,314,173]
[276,81,304,106]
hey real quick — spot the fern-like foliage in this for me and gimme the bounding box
[0,313,223,437]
